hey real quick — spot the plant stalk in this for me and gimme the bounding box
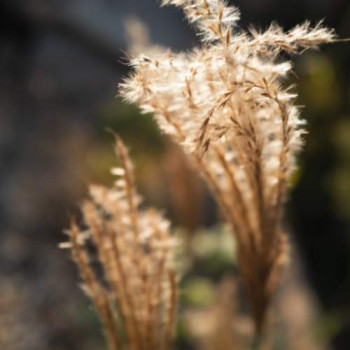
[252,333,263,350]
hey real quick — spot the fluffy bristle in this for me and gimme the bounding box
[120,0,335,336]
[64,137,178,350]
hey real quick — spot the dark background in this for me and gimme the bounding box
[1,0,350,349]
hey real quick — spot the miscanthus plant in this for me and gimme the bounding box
[62,137,178,350]
[119,0,335,344]
[64,1,336,349]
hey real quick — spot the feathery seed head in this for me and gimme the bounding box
[63,137,178,350]
[120,0,335,336]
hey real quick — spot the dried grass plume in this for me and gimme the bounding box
[119,0,336,338]
[62,136,178,350]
